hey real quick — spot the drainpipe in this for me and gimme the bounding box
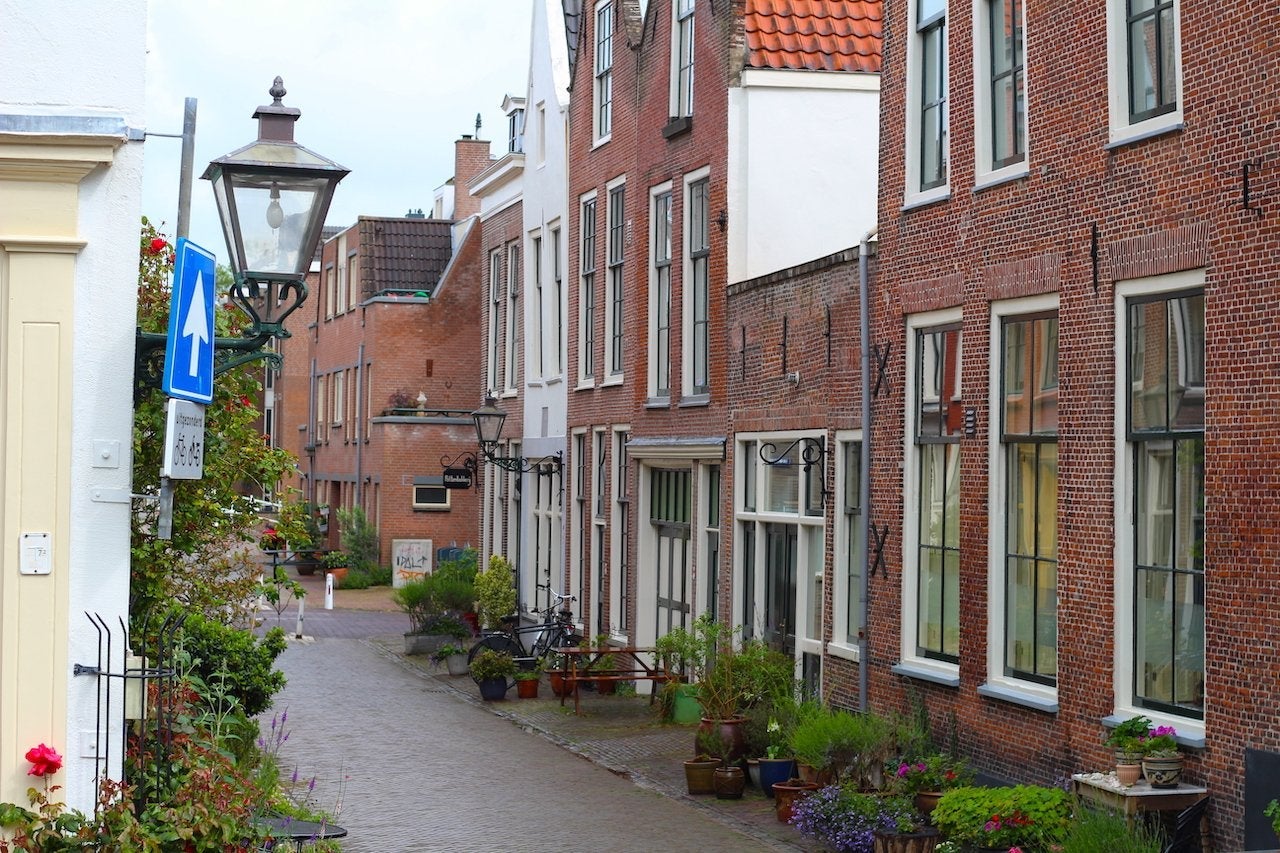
[354,343,364,507]
[858,227,876,713]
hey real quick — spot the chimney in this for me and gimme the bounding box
[452,135,491,222]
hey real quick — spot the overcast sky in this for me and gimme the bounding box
[142,0,533,258]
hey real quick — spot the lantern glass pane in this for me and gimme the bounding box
[227,173,327,277]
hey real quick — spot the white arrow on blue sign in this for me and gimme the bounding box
[162,238,216,404]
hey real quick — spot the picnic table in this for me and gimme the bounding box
[554,645,673,715]
[264,549,337,576]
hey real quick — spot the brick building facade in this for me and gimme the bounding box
[870,0,1280,844]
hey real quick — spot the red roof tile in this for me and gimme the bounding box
[745,0,882,74]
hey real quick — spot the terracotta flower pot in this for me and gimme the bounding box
[772,778,819,823]
[1115,762,1142,786]
[516,677,540,698]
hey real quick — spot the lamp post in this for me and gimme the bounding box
[135,77,349,393]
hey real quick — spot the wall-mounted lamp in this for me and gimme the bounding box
[472,394,563,474]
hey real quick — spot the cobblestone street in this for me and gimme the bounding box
[270,636,799,852]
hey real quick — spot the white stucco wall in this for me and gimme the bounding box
[727,69,880,283]
[521,0,570,452]
[0,0,146,812]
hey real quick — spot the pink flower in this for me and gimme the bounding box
[24,743,62,777]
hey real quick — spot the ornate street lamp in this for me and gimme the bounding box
[136,77,348,391]
[470,394,561,474]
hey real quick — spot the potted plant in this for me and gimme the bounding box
[544,653,574,698]
[430,642,469,676]
[931,784,1071,852]
[473,554,517,629]
[470,648,516,701]
[320,549,349,585]
[513,668,541,699]
[889,752,973,816]
[395,570,475,655]
[871,795,941,853]
[1140,724,1183,788]
[690,617,749,762]
[655,625,704,723]
[684,728,722,796]
[695,728,747,800]
[790,785,924,853]
[1105,714,1152,785]
[588,634,618,694]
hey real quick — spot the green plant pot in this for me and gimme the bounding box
[672,682,702,724]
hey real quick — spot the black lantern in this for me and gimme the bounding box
[468,393,561,475]
[136,76,349,397]
[202,77,348,282]
[472,394,509,449]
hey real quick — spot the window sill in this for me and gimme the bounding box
[600,375,624,388]
[827,641,862,664]
[575,379,596,392]
[972,165,1029,194]
[662,116,692,139]
[592,135,612,151]
[891,661,960,688]
[901,186,952,213]
[645,395,671,409]
[1105,119,1183,151]
[412,507,450,513]
[1102,712,1205,750]
[978,681,1058,714]
[678,393,710,408]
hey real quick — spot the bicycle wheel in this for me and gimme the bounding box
[468,633,520,665]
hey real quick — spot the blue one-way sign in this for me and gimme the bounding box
[162,238,216,403]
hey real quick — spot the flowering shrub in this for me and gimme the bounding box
[22,745,62,778]
[790,785,920,853]
[932,785,1070,851]
[1141,725,1179,757]
[892,752,974,795]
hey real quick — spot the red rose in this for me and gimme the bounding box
[25,743,62,777]
[148,237,168,255]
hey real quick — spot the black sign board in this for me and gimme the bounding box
[443,467,474,489]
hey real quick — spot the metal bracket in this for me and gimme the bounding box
[872,343,893,398]
[1243,161,1263,217]
[870,525,889,577]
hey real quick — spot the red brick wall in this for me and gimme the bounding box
[564,0,737,635]
[873,1,1280,844]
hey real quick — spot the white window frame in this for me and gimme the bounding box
[551,223,564,378]
[347,251,360,308]
[336,234,348,315]
[671,0,696,119]
[681,168,710,399]
[983,293,1059,711]
[536,101,547,166]
[530,230,545,381]
[331,370,344,427]
[648,181,674,400]
[594,0,614,144]
[1111,268,1205,742]
[734,431,827,668]
[972,0,1029,188]
[530,456,560,615]
[904,0,951,208]
[578,192,598,388]
[505,243,520,393]
[829,431,864,663]
[324,264,336,320]
[488,249,502,392]
[610,426,631,638]
[570,429,588,631]
[605,176,626,382]
[1105,0,1183,146]
[899,307,962,685]
[412,478,450,511]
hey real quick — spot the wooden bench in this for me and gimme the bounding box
[265,549,337,577]
[554,646,674,715]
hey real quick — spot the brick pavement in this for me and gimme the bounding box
[259,563,814,850]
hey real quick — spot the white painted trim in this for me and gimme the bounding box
[740,67,881,93]
[970,0,1030,184]
[1104,0,1184,146]
[680,167,710,397]
[1111,268,1205,740]
[985,293,1059,705]
[901,307,962,680]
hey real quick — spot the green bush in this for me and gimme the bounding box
[474,555,517,628]
[337,506,380,572]
[470,648,517,681]
[789,706,893,787]
[932,785,1071,851]
[176,612,287,717]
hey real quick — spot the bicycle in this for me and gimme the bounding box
[467,586,584,669]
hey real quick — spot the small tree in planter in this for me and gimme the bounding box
[474,555,517,629]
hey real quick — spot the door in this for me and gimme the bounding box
[652,468,692,636]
